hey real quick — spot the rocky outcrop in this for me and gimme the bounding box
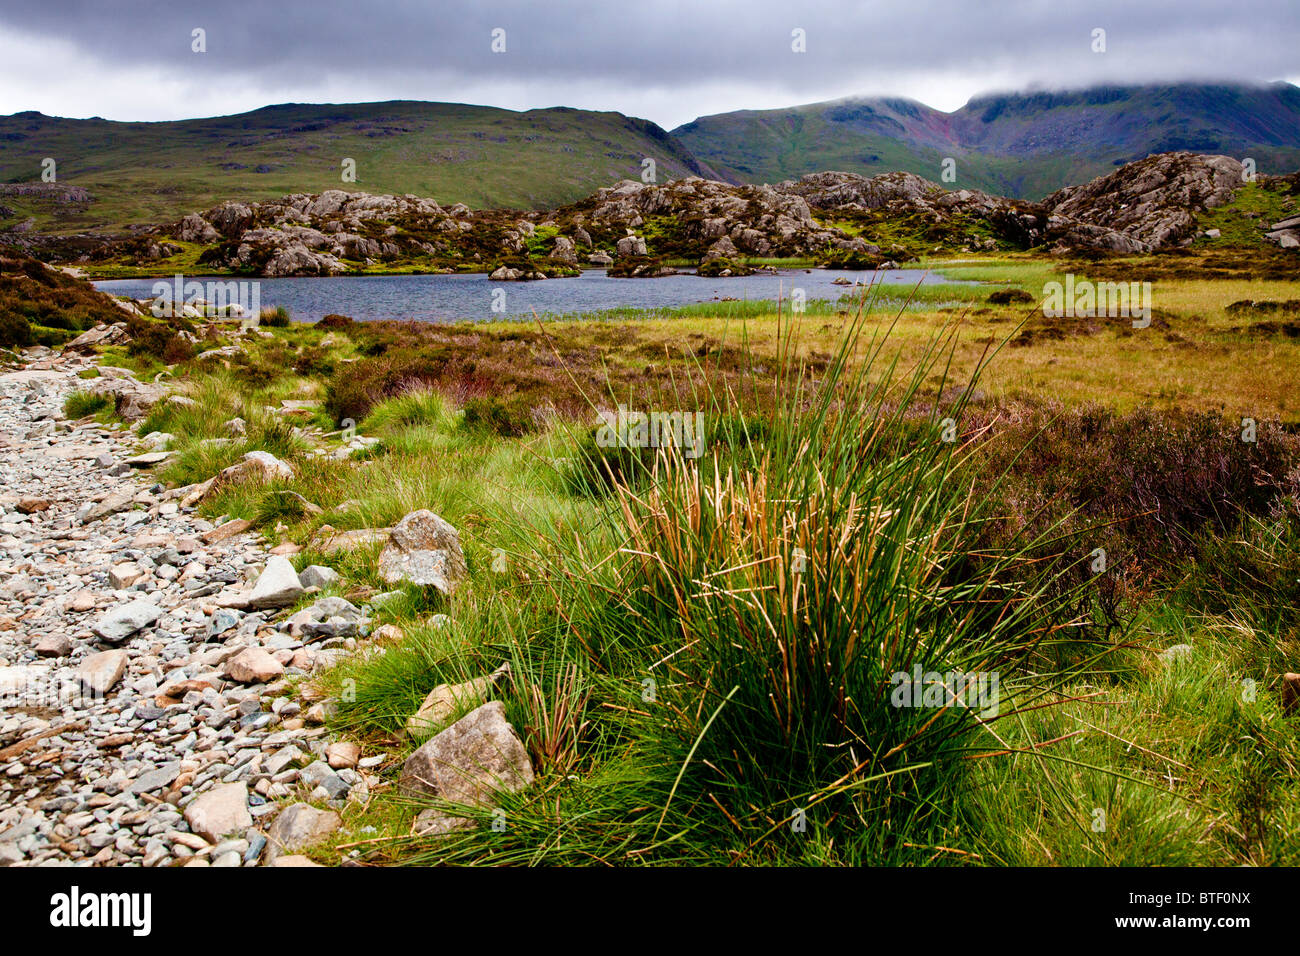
[778,169,945,211]
[176,213,221,243]
[106,152,1297,275]
[1043,152,1246,249]
[558,177,850,260]
[172,190,454,276]
[550,235,578,264]
[778,153,1274,255]
[777,169,1143,254]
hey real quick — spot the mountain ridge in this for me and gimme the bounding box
[673,82,1300,200]
[3,83,1300,235]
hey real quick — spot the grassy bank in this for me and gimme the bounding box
[62,255,1300,866]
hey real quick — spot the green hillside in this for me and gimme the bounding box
[0,101,718,233]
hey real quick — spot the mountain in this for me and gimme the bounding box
[0,101,718,233]
[3,83,1299,237]
[672,82,1300,199]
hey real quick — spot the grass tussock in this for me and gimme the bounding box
[62,389,113,419]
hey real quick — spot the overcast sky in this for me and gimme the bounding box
[1,0,1296,129]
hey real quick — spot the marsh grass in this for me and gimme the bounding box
[125,258,1300,866]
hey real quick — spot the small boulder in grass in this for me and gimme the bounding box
[265,803,341,864]
[400,700,534,804]
[298,565,339,589]
[371,623,405,645]
[406,663,511,740]
[377,510,468,594]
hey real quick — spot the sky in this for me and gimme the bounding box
[0,0,1296,129]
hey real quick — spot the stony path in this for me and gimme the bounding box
[0,357,371,867]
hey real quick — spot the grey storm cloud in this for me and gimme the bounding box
[1,0,1297,125]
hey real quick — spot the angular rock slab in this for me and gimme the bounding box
[377,509,468,594]
[264,802,341,864]
[183,782,252,842]
[195,450,296,505]
[128,761,181,795]
[76,649,129,696]
[245,555,304,609]
[81,488,136,524]
[91,598,163,643]
[400,700,534,806]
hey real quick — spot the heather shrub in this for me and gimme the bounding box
[966,402,1300,588]
[462,395,534,437]
[987,288,1035,305]
[0,312,32,348]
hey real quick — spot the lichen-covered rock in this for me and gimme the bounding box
[550,235,578,264]
[399,701,534,805]
[377,510,468,594]
[264,803,341,863]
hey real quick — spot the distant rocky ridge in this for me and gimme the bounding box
[7,152,1298,277]
[674,82,1300,200]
